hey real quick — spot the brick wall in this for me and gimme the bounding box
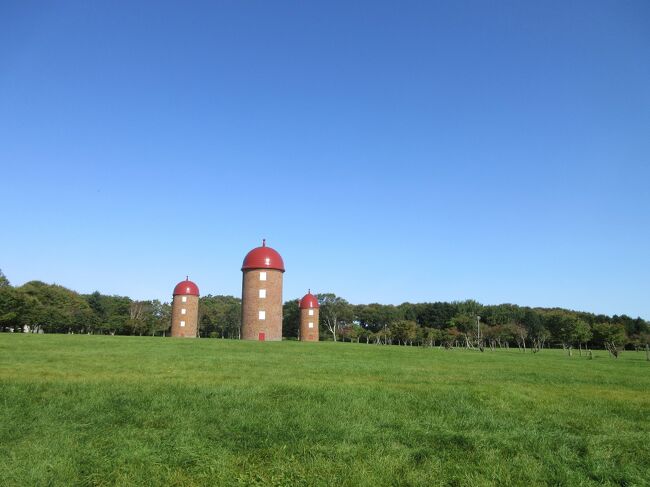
[171,294,199,338]
[241,269,283,341]
[300,307,319,341]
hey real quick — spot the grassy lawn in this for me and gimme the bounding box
[0,334,648,486]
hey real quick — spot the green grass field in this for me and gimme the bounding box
[1,335,648,486]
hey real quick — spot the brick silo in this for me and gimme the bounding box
[171,277,200,338]
[241,239,284,341]
[299,290,319,342]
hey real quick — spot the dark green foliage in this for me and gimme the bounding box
[355,303,399,332]
[317,293,353,342]
[592,323,627,349]
[389,319,418,344]
[416,301,458,328]
[16,281,94,333]
[198,295,241,339]
[0,286,22,331]
[0,269,9,288]
[282,299,300,338]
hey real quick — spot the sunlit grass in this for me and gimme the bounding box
[1,334,648,486]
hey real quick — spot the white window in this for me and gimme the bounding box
[180,321,186,327]
[182,296,187,303]
[259,289,266,298]
[181,308,186,315]
[308,322,314,329]
[259,310,266,320]
[259,271,267,281]
[308,309,314,316]
[265,257,270,265]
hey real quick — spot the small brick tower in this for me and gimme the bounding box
[299,290,319,342]
[171,277,199,338]
[241,239,284,341]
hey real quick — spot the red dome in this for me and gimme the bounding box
[173,277,199,296]
[299,291,319,309]
[242,239,285,272]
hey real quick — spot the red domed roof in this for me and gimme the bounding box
[299,291,319,309]
[173,277,199,296]
[242,239,285,272]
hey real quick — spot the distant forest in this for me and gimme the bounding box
[1,269,648,354]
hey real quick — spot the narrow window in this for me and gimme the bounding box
[265,257,270,265]
[308,309,314,316]
[181,308,186,315]
[259,289,266,298]
[260,271,267,281]
[180,321,186,327]
[182,296,187,303]
[308,322,314,329]
[259,310,266,320]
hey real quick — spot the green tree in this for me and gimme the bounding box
[390,320,418,345]
[199,295,241,338]
[439,327,461,348]
[455,300,483,320]
[18,281,93,333]
[83,293,132,335]
[592,323,627,358]
[410,302,458,329]
[0,286,23,331]
[282,299,300,339]
[574,319,592,356]
[544,311,582,354]
[449,313,478,348]
[558,315,579,355]
[128,300,152,336]
[355,303,400,332]
[149,300,171,336]
[358,326,372,344]
[0,269,10,288]
[340,323,364,342]
[481,304,521,327]
[418,327,440,347]
[318,293,353,342]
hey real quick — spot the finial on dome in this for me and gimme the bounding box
[262,238,266,247]
[308,288,311,294]
[186,276,189,281]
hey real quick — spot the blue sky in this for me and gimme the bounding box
[1,1,649,318]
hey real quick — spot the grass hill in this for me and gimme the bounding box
[1,335,648,486]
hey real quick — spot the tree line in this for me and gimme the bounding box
[1,270,648,356]
[284,293,649,357]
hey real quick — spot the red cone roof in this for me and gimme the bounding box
[173,277,200,296]
[242,239,285,272]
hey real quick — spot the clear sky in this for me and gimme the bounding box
[1,1,649,318]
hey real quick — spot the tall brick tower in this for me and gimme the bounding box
[299,290,319,342]
[241,239,285,341]
[171,277,200,338]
